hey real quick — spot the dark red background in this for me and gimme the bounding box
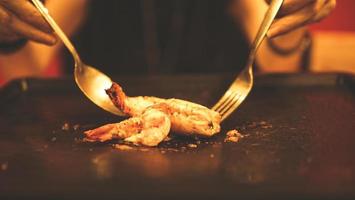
[311,0,355,31]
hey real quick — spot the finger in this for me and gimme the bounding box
[277,0,315,17]
[0,5,22,42]
[0,0,52,33]
[268,1,322,38]
[0,30,22,43]
[0,4,11,25]
[311,0,336,23]
[1,5,55,44]
[8,12,57,45]
[11,18,57,45]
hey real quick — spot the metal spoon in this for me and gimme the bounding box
[31,0,123,116]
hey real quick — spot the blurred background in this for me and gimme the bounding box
[0,0,354,86]
[309,0,355,74]
[62,0,355,77]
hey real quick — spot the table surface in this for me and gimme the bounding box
[0,73,354,199]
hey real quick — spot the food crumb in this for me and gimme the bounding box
[114,144,134,151]
[261,124,273,129]
[1,162,8,171]
[51,137,57,142]
[61,123,70,131]
[224,129,244,143]
[139,148,150,152]
[167,148,179,152]
[187,144,197,148]
[160,150,166,154]
[73,124,80,131]
[163,136,172,142]
[210,154,215,158]
[251,143,260,146]
[83,138,95,143]
[248,122,257,128]
[248,121,273,129]
[260,121,267,125]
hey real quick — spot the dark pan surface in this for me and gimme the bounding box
[0,73,354,199]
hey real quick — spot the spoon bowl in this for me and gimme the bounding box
[32,0,124,116]
[74,65,123,115]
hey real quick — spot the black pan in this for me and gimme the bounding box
[0,73,354,199]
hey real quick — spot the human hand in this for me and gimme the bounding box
[0,0,56,45]
[266,0,336,38]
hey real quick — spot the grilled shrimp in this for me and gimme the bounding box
[85,82,221,146]
[85,107,170,146]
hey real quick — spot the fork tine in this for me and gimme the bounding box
[220,93,247,121]
[215,91,240,113]
[218,92,242,117]
[213,90,239,113]
[211,89,234,111]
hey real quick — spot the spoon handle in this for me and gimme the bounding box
[31,0,82,66]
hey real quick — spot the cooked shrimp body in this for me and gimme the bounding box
[148,99,221,136]
[106,83,221,136]
[85,82,221,146]
[124,107,171,146]
[85,107,170,146]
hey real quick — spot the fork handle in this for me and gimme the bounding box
[248,0,284,63]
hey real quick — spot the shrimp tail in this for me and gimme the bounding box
[84,124,116,142]
[84,117,144,142]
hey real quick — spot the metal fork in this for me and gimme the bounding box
[212,0,284,121]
